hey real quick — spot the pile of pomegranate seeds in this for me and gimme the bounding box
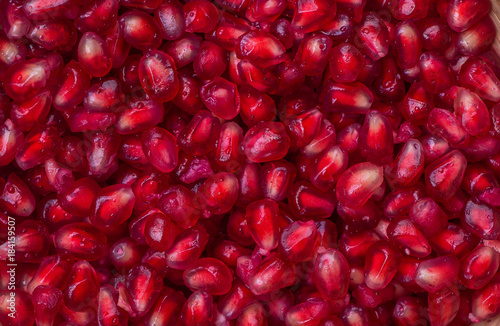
[1,0,500,324]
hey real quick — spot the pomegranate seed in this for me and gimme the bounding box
[180,290,213,325]
[32,285,63,326]
[328,43,365,83]
[90,184,135,230]
[125,263,163,317]
[459,57,500,102]
[4,59,50,102]
[141,126,179,173]
[320,81,374,114]
[183,258,233,295]
[291,0,336,33]
[54,222,107,261]
[200,77,240,120]
[470,274,500,322]
[53,60,91,111]
[428,285,460,325]
[447,0,490,32]
[27,19,77,52]
[0,119,23,166]
[247,253,295,295]
[154,0,185,41]
[138,50,179,103]
[0,289,35,326]
[77,32,112,78]
[424,150,467,201]
[119,10,162,51]
[109,237,146,273]
[236,31,286,68]
[183,0,219,33]
[285,298,329,326]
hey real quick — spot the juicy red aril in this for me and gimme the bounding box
[1,0,500,323]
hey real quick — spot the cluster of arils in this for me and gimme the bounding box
[1,0,500,324]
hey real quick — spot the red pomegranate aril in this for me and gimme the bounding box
[125,263,163,317]
[22,0,75,20]
[3,59,50,102]
[54,222,106,261]
[461,163,499,198]
[328,43,365,83]
[183,258,233,295]
[414,255,460,293]
[341,304,370,326]
[109,237,145,273]
[424,150,467,202]
[27,254,73,294]
[84,129,121,176]
[0,119,23,166]
[119,10,162,51]
[77,32,112,78]
[90,184,135,230]
[470,274,500,322]
[27,19,77,52]
[245,0,285,22]
[454,88,490,137]
[178,110,221,156]
[143,211,178,252]
[183,0,218,33]
[459,245,500,289]
[63,260,99,312]
[447,0,491,32]
[179,290,213,326]
[408,197,448,238]
[336,162,384,209]
[292,0,336,33]
[154,0,185,41]
[58,177,100,217]
[247,253,295,296]
[459,57,500,102]
[163,33,202,69]
[285,298,329,326]
[53,60,91,111]
[74,0,118,33]
[388,218,432,258]
[320,81,374,114]
[394,20,422,69]
[461,198,500,240]
[289,181,336,221]
[1,0,30,39]
[311,248,349,300]
[293,34,332,76]
[419,51,453,94]
[193,41,227,81]
[456,17,496,56]
[32,285,63,326]
[243,121,290,163]
[358,110,393,163]
[199,172,239,216]
[236,30,286,68]
[364,240,401,291]
[352,283,395,309]
[0,173,35,217]
[138,50,179,103]
[392,296,428,325]
[279,220,317,263]
[245,199,280,251]
[68,107,116,133]
[140,126,178,174]
[238,58,280,93]
[428,285,460,326]
[0,289,35,326]
[158,185,200,230]
[140,287,185,325]
[200,77,240,120]
[218,280,255,320]
[353,12,389,61]
[166,225,209,270]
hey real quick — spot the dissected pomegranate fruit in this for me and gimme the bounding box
[1,0,500,324]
